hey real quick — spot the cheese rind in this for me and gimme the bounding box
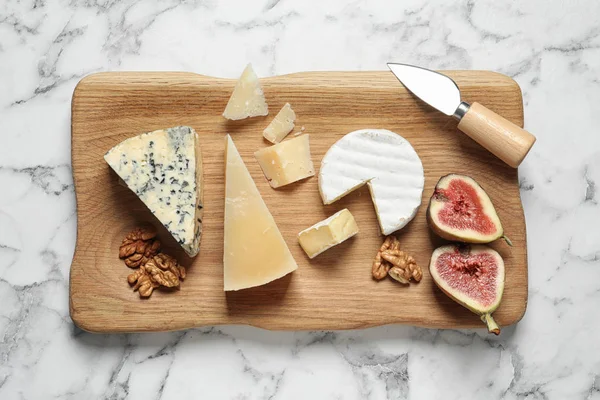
[224,135,298,291]
[298,209,359,259]
[318,129,424,235]
[263,103,296,143]
[254,134,315,188]
[104,126,203,257]
[222,64,269,120]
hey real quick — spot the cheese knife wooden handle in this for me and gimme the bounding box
[457,102,536,168]
[388,63,537,168]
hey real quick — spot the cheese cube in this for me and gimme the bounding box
[263,103,296,143]
[298,209,359,259]
[254,135,315,188]
[222,64,269,120]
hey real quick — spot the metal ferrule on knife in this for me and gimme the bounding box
[452,102,470,121]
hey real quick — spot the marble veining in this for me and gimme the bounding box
[1,0,599,398]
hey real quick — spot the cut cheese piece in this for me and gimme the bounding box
[224,135,297,291]
[222,64,269,120]
[254,134,315,188]
[298,209,359,259]
[263,103,296,143]
[104,126,203,257]
[319,129,424,235]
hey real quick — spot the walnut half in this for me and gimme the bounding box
[152,253,186,280]
[126,253,186,298]
[388,267,410,284]
[144,258,180,288]
[381,250,422,283]
[119,226,161,268]
[372,236,422,284]
[372,236,400,280]
[128,266,160,298]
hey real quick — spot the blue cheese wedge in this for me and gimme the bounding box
[104,126,203,257]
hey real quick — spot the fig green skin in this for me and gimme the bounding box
[426,174,504,244]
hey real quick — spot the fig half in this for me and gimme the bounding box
[430,244,505,335]
[427,174,510,245]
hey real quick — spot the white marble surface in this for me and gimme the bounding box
[1,0,599,398]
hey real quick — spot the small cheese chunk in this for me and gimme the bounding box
[222,64,269,120]
[224,135,298,291]
[263,103,296,143]
[254,135,315,188]
[298,209,359,259]
[104,126,203,257]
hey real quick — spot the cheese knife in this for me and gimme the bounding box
[387,63,536,168]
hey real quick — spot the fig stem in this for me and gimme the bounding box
[502,235,513,247]
[480,313,501,335]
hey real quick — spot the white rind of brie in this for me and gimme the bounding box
[318,129,424,235]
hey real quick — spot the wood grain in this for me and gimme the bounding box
[69,71,528,333]
[458,102,536,167]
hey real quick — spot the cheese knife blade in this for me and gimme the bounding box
[387,62,536,168]
[387,63,463,117]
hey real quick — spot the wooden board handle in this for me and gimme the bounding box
[457,102,536,168]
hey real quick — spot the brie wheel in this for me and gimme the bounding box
[318,129,424,235]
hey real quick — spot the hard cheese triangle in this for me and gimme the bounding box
[222,63,269,120]
[224,135,297,291]
[104,126,203,257]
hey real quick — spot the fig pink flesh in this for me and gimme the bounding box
[435,250,498,307]
[436,179,496,235]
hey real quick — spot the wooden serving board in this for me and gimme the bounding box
[70,71,528,333]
